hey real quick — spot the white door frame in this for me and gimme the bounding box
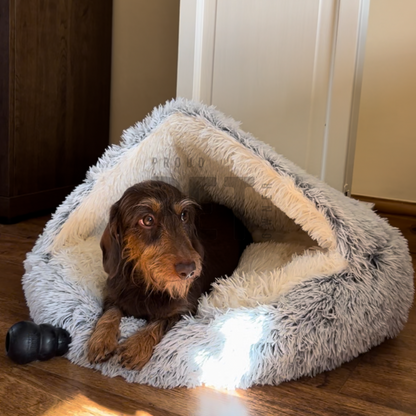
[177,0,218,103]
[177,0,370,193]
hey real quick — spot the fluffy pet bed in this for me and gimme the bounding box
[23,99,414,389]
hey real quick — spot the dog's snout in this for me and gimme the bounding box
[175,262,196,279]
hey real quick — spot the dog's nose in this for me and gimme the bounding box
[175,262,196,279]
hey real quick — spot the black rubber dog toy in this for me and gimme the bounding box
[5,321,71,364]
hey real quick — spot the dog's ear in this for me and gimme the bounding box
[100,201,122,279]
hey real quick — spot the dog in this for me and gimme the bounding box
[88,180,252,370]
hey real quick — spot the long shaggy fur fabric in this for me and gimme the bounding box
[23,98,414,389]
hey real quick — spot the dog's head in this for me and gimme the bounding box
[100,180,204,298]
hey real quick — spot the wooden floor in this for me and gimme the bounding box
[0,213,415,416]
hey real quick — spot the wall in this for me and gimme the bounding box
[352,0,416,203]
[109,0,180,144]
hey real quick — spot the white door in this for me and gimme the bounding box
[177,0,370,193]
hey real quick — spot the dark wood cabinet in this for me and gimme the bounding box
[0,0,112,222]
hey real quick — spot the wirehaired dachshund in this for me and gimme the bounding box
[88,180,252,370]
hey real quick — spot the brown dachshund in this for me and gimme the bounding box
[88,180,252,370]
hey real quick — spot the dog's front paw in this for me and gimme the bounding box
[88,331,119,364]
[116,332,155,370]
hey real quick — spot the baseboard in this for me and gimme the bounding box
[352,194,416,217]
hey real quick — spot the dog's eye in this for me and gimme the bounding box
[180,210,189,223]
[139,215,155,228]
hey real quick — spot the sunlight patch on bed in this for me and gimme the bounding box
[194,314,266,389]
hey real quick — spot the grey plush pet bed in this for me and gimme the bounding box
[23,99,414,389]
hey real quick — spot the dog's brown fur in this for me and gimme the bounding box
[88,180,252,369]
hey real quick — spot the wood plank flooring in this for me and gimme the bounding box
[0,214,415,416]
